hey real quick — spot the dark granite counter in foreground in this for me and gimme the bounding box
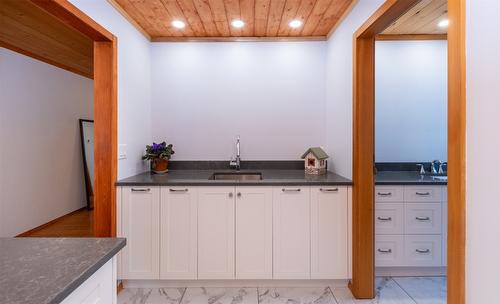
[376,171,447,185]
[116,169,352,186]
[0,238,125,304]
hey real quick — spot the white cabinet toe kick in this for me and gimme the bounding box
[116,185,352,283]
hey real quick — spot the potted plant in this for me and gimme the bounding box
[142,142,174,174]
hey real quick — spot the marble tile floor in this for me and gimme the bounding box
[118,276,446,304]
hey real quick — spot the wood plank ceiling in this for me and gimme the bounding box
[111,0,355,41]
[381,0,448,35]
[0,0,94,78]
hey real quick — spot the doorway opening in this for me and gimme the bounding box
[1,0,117,238]
[351,0,465,303]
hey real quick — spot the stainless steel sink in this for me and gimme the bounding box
[209,172,263,181]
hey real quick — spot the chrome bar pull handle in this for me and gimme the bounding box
[378,248,392,253]
[282,188,301,192]
[416,216,431,221]
[377,192,392,196]
[320,188,339,192]
[131,188,150,192]
[416,248,430,254]
[377,216,392,221]
[416,192,430,196]
[169,188,188,192]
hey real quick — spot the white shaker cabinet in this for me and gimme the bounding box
[235,187,273,279]
[273,186,311,279]
[160,187,198,279]
[311,186,349,279]
[120,186,160,280]
[197,187,235,279]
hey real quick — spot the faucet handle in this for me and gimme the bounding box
[416,163,426,175]
[438,162,446,174]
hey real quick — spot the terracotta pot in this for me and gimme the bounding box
[152,159,169,174]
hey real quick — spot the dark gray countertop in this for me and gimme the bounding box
[0,238,126,304]
[116,170,352,186]
[375,171,447,185]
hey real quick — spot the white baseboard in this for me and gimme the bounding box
[122,279,350,289]
[376,266,447,277]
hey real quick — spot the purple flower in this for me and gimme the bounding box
[151,142,162,152]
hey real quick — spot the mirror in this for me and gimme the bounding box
[79,119,94,210]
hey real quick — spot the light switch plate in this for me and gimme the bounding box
[118,144,127,160]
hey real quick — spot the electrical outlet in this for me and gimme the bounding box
[118,144,127,160]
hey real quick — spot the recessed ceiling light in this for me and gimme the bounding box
[172,20,186,29]
[289,19,303,29]
[438,19,449,28]
[231,19,245,28]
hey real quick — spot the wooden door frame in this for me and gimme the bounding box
[351,0,465,303]
[31,0,117,237]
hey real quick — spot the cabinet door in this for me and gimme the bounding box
[160,187,197,279]
[121,187,160,280]
[235,187,273,279]
[311,187,348,279]
[273,186,311,279]
[198,187,235,279]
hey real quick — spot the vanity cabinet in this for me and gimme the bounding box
[120,186,160,280]
[118,185,352,281]
[375,185,446,269]
[273,187,311,279]
[235,187,273,279]
[160,187,197,279]
[197,187,235,279]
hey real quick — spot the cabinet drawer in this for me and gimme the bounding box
[375,235,404,267]
[404,235,442,266]
[404,186,442,202]
[375,186,404,202]
[405,203,442,234]
[375,203,404,235]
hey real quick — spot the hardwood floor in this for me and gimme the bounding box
[18,208,94,237]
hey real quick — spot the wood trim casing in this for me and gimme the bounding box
[23,1,118,238]
[30,0,113,41]
[376,34,448,41]
[447,0,466,303]
[350,0,423,299]
[352,0,466,302]
[94,37,118,237]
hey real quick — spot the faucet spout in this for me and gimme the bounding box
[230,135,241,170]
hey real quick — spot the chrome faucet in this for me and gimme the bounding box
[230,136,241,171]
[431,160,442,175]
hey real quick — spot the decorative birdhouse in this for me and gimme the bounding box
[301,147,329,175]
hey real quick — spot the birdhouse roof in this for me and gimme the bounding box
[301,147,329,160]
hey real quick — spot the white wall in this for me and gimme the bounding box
[151,42,327,160]
[325,0,385,178]
[466,0,500,302]
[70,0,152,179]
[375,40,448,162]
[0,48,93,237]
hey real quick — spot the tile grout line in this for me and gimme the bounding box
[178,287,188,304]
[391,277,418,304]
[327,286,340,304]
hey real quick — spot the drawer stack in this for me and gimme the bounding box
[375,185,447,268]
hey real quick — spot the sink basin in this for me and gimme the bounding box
[209,172,263,181]
[431,175,448,181]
